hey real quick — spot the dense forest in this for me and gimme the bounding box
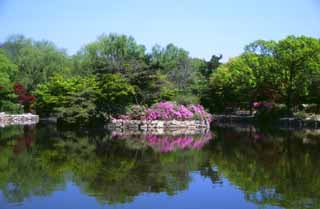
[0,34,319,124]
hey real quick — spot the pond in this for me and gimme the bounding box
[0,123,320,209]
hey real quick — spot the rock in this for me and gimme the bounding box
[0,113,39,127]
[109,119,210,134]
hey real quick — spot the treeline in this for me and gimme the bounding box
[204,36,320,114]
[0,34,221,124]
[0,34,319,124]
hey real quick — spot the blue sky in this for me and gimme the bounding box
[0,0,319,61]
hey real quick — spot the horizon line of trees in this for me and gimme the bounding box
[0,33,319,124]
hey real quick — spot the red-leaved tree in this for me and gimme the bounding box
[14,83,36,113]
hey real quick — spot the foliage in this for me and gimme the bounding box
[13,83,36,112]
[35,75,99,124]
[197,54,223,79]
[274,36,320,113]
[2,34,71,90]
[0,49,21,113]
[253,102,287,123]
[2,33,320,121]
[204,56,255,112]
[35,73,135,124]
[96,73,135,118]
[76,33,146,75]
[204,35,320,114]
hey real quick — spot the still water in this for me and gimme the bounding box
[0,123,320,209]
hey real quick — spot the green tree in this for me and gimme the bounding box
[197,54,223,79]
[2,35,71,90]
[150,44,194,90]
[204,56,255,112]
[35,73,135,124]
[0,49,20,113]
[273,36,320,113]
[96,73,135,118]
[244,40,279,103]
[35,75,99,124]
[76,33,147,76]
[204,36,320,114]
[150,43,203,104]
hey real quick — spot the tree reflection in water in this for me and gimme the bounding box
[0,124,320,209]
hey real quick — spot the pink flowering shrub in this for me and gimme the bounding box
[116,102,212,122]
[187,104,212,122]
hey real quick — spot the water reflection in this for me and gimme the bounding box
[0,124,320,209]
[112,132,213,152]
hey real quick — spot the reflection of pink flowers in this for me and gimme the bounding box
[145,134,213,152]
[253,101,273,109]
[254,133,263,140]
[148,133,213,152]
[113,132,213,153]
[253,102,261,108]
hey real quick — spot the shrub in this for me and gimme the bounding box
[116,101,212,122]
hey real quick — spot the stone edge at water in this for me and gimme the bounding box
[0,112,39,127]
[108,119,210,135]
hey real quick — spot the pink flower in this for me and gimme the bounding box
[120,102,212,122]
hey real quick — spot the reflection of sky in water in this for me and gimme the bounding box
[1,174,281,209]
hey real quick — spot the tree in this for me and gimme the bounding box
[150,44,194,90]
[35,73,135,124]
[96,73,135,118]
[198,54,223,79]
[204,36,320,114]
[2,35,71,90]
[77,33,147,76]
[150,43,202,103]
[203,56,255,112]
[13,83,36,113]
[35,75,99,124]
[244,40,279,103]
[0,49,20,113]
[273,36,320,113]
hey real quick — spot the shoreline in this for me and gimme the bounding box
[108,119,210,134]
[212,114,320,129]
[1,113,320,130]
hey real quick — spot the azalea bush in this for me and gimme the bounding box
[116,102,212,122]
